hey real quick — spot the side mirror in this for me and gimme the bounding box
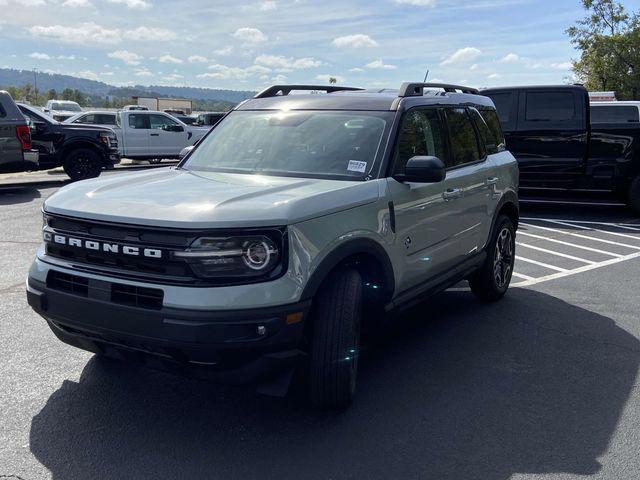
[163,124,184,132]
[394,156,446,183]
[179,145,194,159]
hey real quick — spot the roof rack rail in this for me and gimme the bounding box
[254,84,365,98]
[398,82,479,97]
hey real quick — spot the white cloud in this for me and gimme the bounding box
[272,74,287,83]
[158,54,182,64]
[6,0,46,5]
[259,0,276,10]
[499,53,519,63]
[29,52,51,60]
[101,71,115,76]
[349,67,364,72]
[188,55,208,63]
[28,22,121,45]
[75,70,99,80]
[550,61,572,70]
[62,0,91,6]
[126,26,177,41]
[135,68,153,77]
[470,63,479,71]
[108,50,143,65]
[365,59,396,70]
[332,34,378,48]
[316,74,345,83]
[254,54,323,70]
[106,0,150,9]
[441,47,481,65]
[488,73,501,79]
[199,63,270,80]
[392,0,435,5]
[163,73,184,82]
[213,46,233,56]
[232,27,268,44]
[58,55,76,60]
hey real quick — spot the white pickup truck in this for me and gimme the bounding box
[65,110,209,162]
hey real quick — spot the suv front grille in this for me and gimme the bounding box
[111,284,163,310]
[47,271,89,296]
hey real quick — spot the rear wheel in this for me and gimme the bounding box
[628,176,640,215]
[63,148,102,181]
[308,268,362,410]
[469,215,516,302]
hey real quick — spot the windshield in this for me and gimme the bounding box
[183,110,391,180]
[51,102,82,112]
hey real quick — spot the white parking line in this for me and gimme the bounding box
[534,218,640,241]
[516,231,623,258]
[521,217,640,232]
[516,242,596,264]
[520,222,640,250]
[512,272,534,281]
[514,251,640,287]
[516,256,568,272]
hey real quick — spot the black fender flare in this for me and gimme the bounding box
[491,190,519,232]
[300,237,395,302]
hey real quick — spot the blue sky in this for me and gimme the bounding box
[1,0,639,91]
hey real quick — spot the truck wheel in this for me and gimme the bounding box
[469,215,516,302]
[309,268,362,409]
[64,149,102,181]
[628,176,640,215]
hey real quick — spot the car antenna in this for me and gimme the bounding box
[423,68,430,83]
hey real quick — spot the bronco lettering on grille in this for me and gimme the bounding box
[43,231,163,259]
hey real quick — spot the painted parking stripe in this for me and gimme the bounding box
[516,256,568,272]
[512,272,534,281]
[520,222,640,250]
[516,231,623,258]
[520,217,640,231]
[533,219,640,241]
[514,251,640,287]
[516,242,596,264]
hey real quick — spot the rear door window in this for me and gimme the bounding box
[128,114,150,129]
[591,105,640,123]
[525,92,576,121]
[444,108,482,168]
[95,114,117,125]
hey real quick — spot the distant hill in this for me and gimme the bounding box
[0,68,255,104]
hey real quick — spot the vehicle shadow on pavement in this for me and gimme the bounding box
[0,187,41,205]
[29,289,639,480]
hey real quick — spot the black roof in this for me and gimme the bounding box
[482,84,588,93]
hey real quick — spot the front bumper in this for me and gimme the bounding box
[27,275,310,385]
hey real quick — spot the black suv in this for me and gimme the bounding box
[17,103,120,181]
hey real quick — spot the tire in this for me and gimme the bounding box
[308,268,362,410]
[63,148,102,181]
[148,158,162,164]
[628,176,640,215]
[469,215,516,302]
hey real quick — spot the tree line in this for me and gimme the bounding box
[569,0,640,99]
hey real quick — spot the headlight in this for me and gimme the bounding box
[173,235,282,279]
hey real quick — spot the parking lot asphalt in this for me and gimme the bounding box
[1,178,639,480]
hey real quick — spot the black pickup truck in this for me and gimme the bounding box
[482,85,640,213]
[16,103,120,181]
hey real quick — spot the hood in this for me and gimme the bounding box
[44,168,381,228]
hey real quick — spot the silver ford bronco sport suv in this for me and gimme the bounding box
[27,83,519,409]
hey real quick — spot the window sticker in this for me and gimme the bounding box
[347,160,367,173]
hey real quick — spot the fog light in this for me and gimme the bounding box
[257,325,267,336]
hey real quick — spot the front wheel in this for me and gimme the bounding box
[469,215,516,302]
[308,268,362,410]
[63,148,102,181]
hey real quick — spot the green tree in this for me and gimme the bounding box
[21,83,33,103]
[47,89,57,100]
[329,77,337,84]
[61,88,74,101]
[567,0,640,99]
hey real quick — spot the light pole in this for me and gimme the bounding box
[33,68,39,105]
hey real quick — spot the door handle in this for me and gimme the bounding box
[486,176,499,185]
[150,133,160,136]
[442,188,462,200]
